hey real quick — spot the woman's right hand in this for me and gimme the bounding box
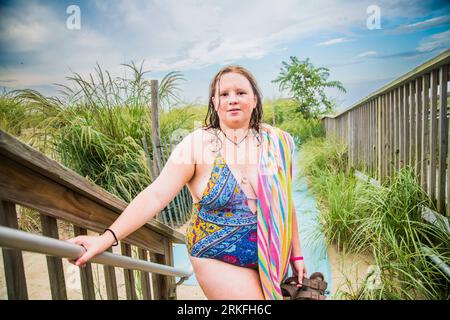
[66,232,115,267]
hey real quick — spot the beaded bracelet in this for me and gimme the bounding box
[104,228,119,246]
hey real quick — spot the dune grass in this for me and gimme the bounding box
[299,137,450,299]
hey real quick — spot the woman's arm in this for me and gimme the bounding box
[291,206,302,257]
[291,205,307,285]
[104,133,196,243]
[67,131,197,266]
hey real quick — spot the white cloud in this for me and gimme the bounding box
[390,15,450,34]
[0,2,57,52]
[317,37,353,46]
[417,30,450,52]
[358,51,377,57]
[0,0,447,97]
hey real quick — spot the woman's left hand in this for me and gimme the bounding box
[291,260,307,288]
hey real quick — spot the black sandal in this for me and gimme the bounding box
[281,272,328,300]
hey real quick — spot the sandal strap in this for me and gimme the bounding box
[302,277,328,291]
[295,290,326,300]
[283,276,299,285]
[281,283,299,298]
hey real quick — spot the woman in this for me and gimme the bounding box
[67,65,306,300]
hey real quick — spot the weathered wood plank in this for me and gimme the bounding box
[138,248,153,300]
[0,155,177,253]
[0,130,184,244]
[377,97,382,180]
[40,214,67,300]
[410,81,416,168]
[415,78,423,179]
[0,201,28,299]
[348,111,354,168]
[437,65,448,214]
[429,70,438,204]
[121,243,137,300]
[374,99,378,179]
[150,252,166,300]
[73,226,96,300]
[103,247,119,300]
[386,91,395,176]
[421,74,430,192]
[151,80,162,175]
[394,88,400,171]
[404,84,410,167]
[399,86,405,168]
[150,240,176,300]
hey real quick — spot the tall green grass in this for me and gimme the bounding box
[1,62,192,203]
[262,99,324,145]
[300,137,450,299]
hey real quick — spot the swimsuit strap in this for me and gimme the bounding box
[214,128,259,202]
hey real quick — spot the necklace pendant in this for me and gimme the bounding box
[241,176,248,184]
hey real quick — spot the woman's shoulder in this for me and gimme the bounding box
[259,123,294,141]
[190,126,217,142]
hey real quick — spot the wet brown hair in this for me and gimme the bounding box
[204,65,263,131]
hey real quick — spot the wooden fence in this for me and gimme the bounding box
[0,129,186,299]
[145,79,192,229]
[0,80,193,299]
[322,49,450,217]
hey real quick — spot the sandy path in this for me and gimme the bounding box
[327,245,375,299]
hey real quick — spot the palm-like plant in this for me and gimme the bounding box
[273,56,346,119]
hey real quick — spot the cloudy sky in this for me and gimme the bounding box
[1,0,449,112]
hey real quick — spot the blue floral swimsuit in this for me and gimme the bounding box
[185,150,258,269]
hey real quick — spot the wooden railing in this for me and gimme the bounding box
[0,129,188,300]
[322,48,450,217]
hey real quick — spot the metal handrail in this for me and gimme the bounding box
[0,226,193,283]
[421,245,450,279]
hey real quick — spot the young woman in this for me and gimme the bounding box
[67,65,306,300]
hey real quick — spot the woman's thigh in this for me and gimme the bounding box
[189,256,264,300]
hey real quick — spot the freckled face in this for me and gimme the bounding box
[212,72,257,128]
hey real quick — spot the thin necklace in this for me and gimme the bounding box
[220,128,249,147]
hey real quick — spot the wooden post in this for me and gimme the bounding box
[138,249,153,300]
[0,201,28,299]
[403,84,410,167]
[429,70,438,205]
[121,242,137,300]
[437,65,448,214]
[394,89,399,171]
[40,214,67,300]
[377,96,383,181]
[399,86,405,168]
[415,78,423,181]
[151,80,162,176]
[73,226,96,300]
[103,247,119,300]
[409,81,416,169]
[421,74,430,192]
[348,111,353,169]
[388,91,394,177]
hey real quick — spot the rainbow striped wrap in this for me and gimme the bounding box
[257,124,295,300]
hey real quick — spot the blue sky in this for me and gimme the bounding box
[0,0,449,112]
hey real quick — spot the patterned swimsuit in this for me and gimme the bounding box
[185,151,258,269]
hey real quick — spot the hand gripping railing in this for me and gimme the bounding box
[0,225,193,285]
